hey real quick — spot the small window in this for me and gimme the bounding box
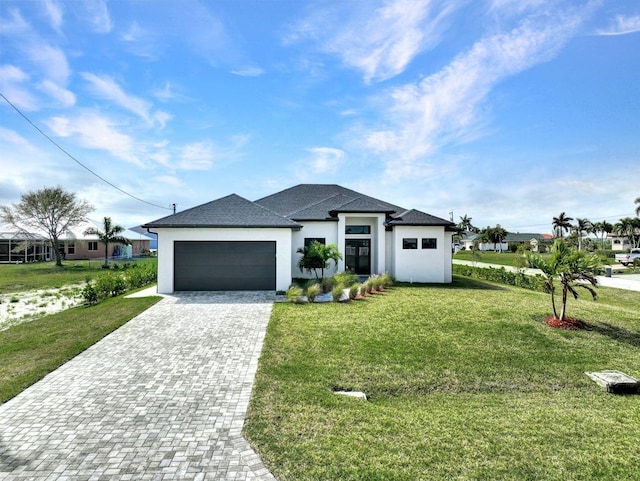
[422,238,437,249]
[67,242,75,255]
[403,238,418,249]
[304,238,326,248]
[88,241,98,251]
[345,225,371,235]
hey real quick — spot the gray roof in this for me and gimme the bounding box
[143,194,301,229]
[387,209,454,227]
[256,184,424,222]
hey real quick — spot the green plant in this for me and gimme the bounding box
[81,281,98,305]
[321,276,337,293]
[305,283,322,303]
[296,241,343,279]
[286,285,304,303]
[349,283,360,300]
[331,284,345,302]
[527,239,599,321]
[10,296,19,303]
[333,271,359,287]
[83,216,131,268]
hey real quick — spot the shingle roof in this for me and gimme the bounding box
[143,194,301,229]
[255,184,404,220]
[387,209,454,227]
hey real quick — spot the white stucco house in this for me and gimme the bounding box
[143,184,456,293]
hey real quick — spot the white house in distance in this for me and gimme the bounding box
[144,184,456,293]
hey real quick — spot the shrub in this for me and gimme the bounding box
[332,284,346,302]
[305,283,322,302]
[111,276,127,297]
[379,273,394,288]
[286,286,304,303]
[321,276,337,293]
[333,272,359,287]
[349,283,360,300]
[452,264,545,292]
[81,281,98,305]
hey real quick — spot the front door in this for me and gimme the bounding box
[345,239,371,275]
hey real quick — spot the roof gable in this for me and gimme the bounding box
[387,209,453,227]
[144,194,301,229]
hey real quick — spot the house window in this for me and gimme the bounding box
[67,242,75,255]
[304,237,326,248]
[403,238,418,249]
[422,238,437,249]
[345,225,371,235]
[88,241,98,251]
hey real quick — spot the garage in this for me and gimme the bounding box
[174,241,276,291]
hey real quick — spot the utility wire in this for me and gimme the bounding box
[1,92,173,211]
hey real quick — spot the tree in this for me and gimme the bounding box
[613,217,640,249]
[592,220,613,249]
[296,241,342,279]
[0,186,93,267]
[489,224,508,252]
[573,218,592,251]
[528,239,598,322]
[84,216,131,268]
[552,212,573,238]
[457,214,474,232]
[635,197,640,217]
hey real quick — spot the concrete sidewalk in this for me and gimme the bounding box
[0,291,277,480]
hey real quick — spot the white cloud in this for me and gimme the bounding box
[0,65,38,110]
[46,112,141,166]
[81,73,170,128]
[153,82,178,101]
[38,80,76,107]
[0,127,41,154]
[178,142,216,170]
[154,175,184,187]
[25,43,70,85]
[43,0,64,33]
[358,10,585,179]
[231,66,265,77]
[596,14,640,36]
[80,0,112,33]
[307,147,345,174]
[287,0,457,83]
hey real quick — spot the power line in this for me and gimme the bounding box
[1,92,173,211]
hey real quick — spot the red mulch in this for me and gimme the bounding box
[545,316,591,330]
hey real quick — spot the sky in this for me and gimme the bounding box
[1,0,639,234]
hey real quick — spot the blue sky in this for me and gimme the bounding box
[1,0,638,233]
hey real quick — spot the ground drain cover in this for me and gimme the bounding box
[585,370,640,394]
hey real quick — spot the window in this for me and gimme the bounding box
[304,237,326,248]
[67,242,75,255]
[422,238,437,249]
[88,241,98,251]
[403,238,418,249]
[345,225,371,235]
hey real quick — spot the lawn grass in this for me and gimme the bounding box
[0,295,160,403]
[453,249,522,266]
[244,276,640,480]
[0,258,157,292]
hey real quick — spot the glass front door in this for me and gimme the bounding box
[345,239,371,275]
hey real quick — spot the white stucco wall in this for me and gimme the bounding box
[154,227,293,293]
[392,226,452,283]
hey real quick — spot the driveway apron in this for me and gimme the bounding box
[0,291,277,481]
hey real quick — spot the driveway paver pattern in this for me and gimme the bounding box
[0,291,277,480]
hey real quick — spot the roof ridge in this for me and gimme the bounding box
[286,193,350,218]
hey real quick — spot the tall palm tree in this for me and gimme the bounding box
[574,218,592,251]
[635,197,640,217]
[84,217,131,267]
[489,225,508,253]
[592,220,613,249]
[614,217,640,249]
[457,214,473,232]
[552,212,573,238]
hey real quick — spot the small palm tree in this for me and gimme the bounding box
[84,217,131,267]
[528,239,598,321]
[574,218,592,251]
[297,241,342,279]
[552,212,573,238]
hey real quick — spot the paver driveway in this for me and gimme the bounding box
[0,291,277,480]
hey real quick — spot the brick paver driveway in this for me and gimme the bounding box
[0,291,277,480]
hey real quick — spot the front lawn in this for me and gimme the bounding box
[0,258,157,292]
[244,277,640,480]
[454,249,522,266]
[0,295,160,403]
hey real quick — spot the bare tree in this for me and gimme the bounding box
[1,186,94,266]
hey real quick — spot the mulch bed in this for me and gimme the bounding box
[545,316,591,330]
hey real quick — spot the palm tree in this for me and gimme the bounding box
[457,214,473,232]
[635,197,640,217]
[527,239,598,321]
[297,241,342,279]
[592,220,613,249]
[614,217,639,249]
[552,212,573,238]
[84,217,131,268]
[573,218,592,251]
[489,225,508,253]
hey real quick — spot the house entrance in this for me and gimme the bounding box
[345,239,371,275]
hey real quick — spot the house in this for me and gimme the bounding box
[144,184,456,293]
[0,220,151,262]
[459,232,547,252]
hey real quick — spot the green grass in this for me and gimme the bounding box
[0,258,157,292]
[0,295,160,403]
[244,276,640,480]
[454,249,522,266]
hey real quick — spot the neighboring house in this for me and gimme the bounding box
[609,234,632,251]
[459,232,547,252]
[0,221,151,261]
[0,227,51,263]
[58,221,151,260]
[144,184,456,293]
[129,225,158,251]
